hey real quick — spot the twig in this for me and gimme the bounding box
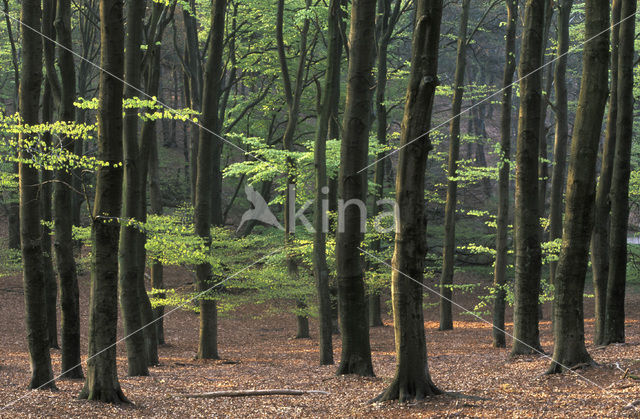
[176,389,330,398]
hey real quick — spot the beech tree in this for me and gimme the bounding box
[440,0,470,331]
[511,0,545,356]
[119,0,150,376]
[548,0,610,373]
[604,0,635,345]
[591,0,619,346]
[313,0,344,365]
[335,0,377,377]
[48,0,83,378]
[492,0,518,349]
[78,0,127,402]
[194,0,226,360]
[374,0,444,402]
[19,0,55,389]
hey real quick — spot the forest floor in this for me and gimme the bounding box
[0,265,639,418]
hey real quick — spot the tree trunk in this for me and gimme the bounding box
[19,0,55,390]
[493,0,517,349]
[374,0,443,402]
[149,110,165,345]
[118,0,150,377]
[549,0,574,293]
[41,80,59,350]
[48,0,83,378]
[537,0,554,224]
[313,0,343,365]
[335,0,377,377]
[590,0,619,346]
[276,0,312,340]
[3,0,20,251]
[511,0,545,356]
[604,0,635,346]
[548,0,609,373]
[78,0,128,402]
[194,0,226,360]
[440,0,470,332]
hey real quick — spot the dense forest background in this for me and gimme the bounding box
[0,0,639,416]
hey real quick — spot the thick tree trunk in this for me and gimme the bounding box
[19,0,55,390]
[440,0,470,332]
[492,0,517,349]
[604,0,635,346]
[194,0,226,360]
[548,0,609,373]
[335,0,376,377]
[78,0,128,402]
[549,0,574,291]
[118,0,149,377]
[511,0,545,356]
[374,0,443,402]
[313,0,343,365]
[591,0,619,346]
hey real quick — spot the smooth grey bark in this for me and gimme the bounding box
[335,0,377,377]
[548,0,609,373]
[78,0,128,403]
[313,0,343,365]
[119,0,150,377]
[276,0,312,339]
[54,0,83,377]
[194,0,226,360]
[549,0,574,290]
[19,0,56,390]
[440,0,470,332]
[374,0,444,402]
[492,0,518,349]
[591,0,620,346]
[511,0,545,356]
[604,0,635,346]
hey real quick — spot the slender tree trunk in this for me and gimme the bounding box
[335,0,377,377]
[149,133,164,344]
[50,0,83,377]
[537,0,554,223]
[313,0,343,365]
[549,0,574,292]
[440,0,470,332]
[41,81,59,350]
[119,0,149,377]
[604,0,635,345]
[492,0,517,349]
[19,0,56,390]
[3,0,20,251]
[79,0,128,402]
[374,0,444,402]
[276,0,312,339]
[591,0,620,346]
[183,0,203,206]
[511,0,545,356]
[194,0,226,360]
[135,0,176,368]
[548,0,609,373]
